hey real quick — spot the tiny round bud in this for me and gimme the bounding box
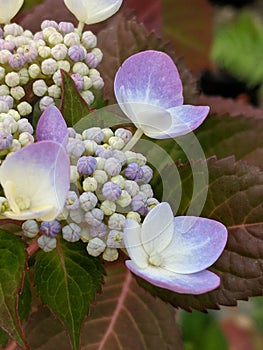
[66,191,79,210]
[0,50,11,64]
[108,136,125,150]
[79,191,97,211]
[32,79,48,97]
[93,169,108,184]
[81,90,94,105]
[0,67,5,80]
[51,43,68,60]
[40,220,61,238]
[125,163,143,181]
[124,180,140,197]
[104,157,122,176]
[39,96,55,111]
[77,156,97,175]
[0,131,13,150]
[82,177,97,192]
[66,138,85,159]
[19,131,34,146]
[62,223,81,242]
[28,64,41,79]
[22,220,39,238]
[100,200,116,216]
[9,139,21,152]
[72,62,89,75]
[38,235,57,252]
[90,75,104,90]
[58,21,75,34]
[0,85,9,96]
[8,53,26,69]
[102,128,114,142]
[42,26,57,39]
[64,32,80,46]
[5,72,20,87]
[115,190,132,207]
[87,237,106,257]
[102,181,122,201]
[71,73,84,91]
[111,175,125,189]
[82,127,104,143]
[69,208,85,224]
[41,20,58,30]
[68,45,86,61]
[57,60,71,72]
[85,208,104,226]
[53,70,62,85]
[83,139,98,155]
[18,68,30,85]
[17,118,34,134]
[17,102,32,116]
[0,101,9,113]
[85,52,99,68]
[102,247,118,261]
[81,31,97,48]
[108,213,126,230]
[115,128,132,143]
[83,76,92,90]
[126,211,141,223]
[48,84,61,98]
[11,86,25,100]
[41,58,58,75]
[107,230,124,248]
[48,32,63,45]
[70,165,79,183]
[38,45,51,58]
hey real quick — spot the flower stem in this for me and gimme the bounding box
[123,128,144,152]
[77,21,85,35]
[26,236,40,257]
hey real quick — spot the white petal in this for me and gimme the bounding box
[0,0,24,23]
[123,219,148,268]
[64,0,122,25]
[141,202,174,255]
[162,216,228,274]
[126,260,220,294]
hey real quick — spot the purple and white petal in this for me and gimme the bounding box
[114,51,183,113]
[123,219,148,269]
[149,105,210,139]
[36,106,68,146]
[162,216,228,274]
[126,260,220,294]
[64,0,123,25]
[141,202,174,255]
[0,141,70,221]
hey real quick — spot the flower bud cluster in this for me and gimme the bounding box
[59,125,159,261]
[0,21,104,119]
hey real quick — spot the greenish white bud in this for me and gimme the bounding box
[102,128,114,142]
[8,109,20,121]
[126,211,141,223]
[39,96,55,111]
[28,64,41,79]
[19,131,34,146]
[64,32,80,46]
[57,60,71,72]
[111,175,125,189]
[82,177,97,192]
[89,68,100,76]
[48,84,61,98]
[91,48,103,62]
[80,227,91,242]
[90,74,104,90]
[0,197,8,213]
[11,86,25,100]
[18,68,30,85]
[70,165,79,183]
[125,151,137,164]
[10,139,21,152]
[48,32,63,45]
[62,223,81,242]
[81,90,94,105]
[69,208,85,224]
[83,139,98,155]
[5,72,20,87]
[81,31,97,48]
[42,26,57,40]
[73,62,89,75]
[41,58,58,75]
[56,208,69,221]
[87,237,106,257]
[0,85,9,96]
[103,247,118,262]
[115,190,132,207]
[108,136,125,150]
[51,43,68,60]
[93,169,108,184]
[22,220,39,238]
[100,200,116,216]
[83,76,92,90]
[108,213,126,230]
[0,101,9,113]
[136,153,147,166]
[95,157,105,170]
[33,79,48,97]
[4,23,23,36]
[17,101,32,116]
[124,180,139,196]
[0,50,11,64]
[0,67,5,80]
[38,235,57,252]
[38,45,51,58]
[140,184,153,198]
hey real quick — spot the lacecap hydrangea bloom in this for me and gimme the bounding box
[124,202,228,294]
[114,50,210,142]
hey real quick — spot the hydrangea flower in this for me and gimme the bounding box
[0,141,70,221]
[124,202,228,294]
[36,105,68,146]
[114,50,210,139]
[64,0,123,25]
[0,0,24,24]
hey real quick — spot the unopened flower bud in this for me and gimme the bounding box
[108,136,125,150]
[126,211,141,223]
[141,165,153,183]
[87,237,106,257]
[90,75,104,90]
[52,70,62,85]
[68,45,86,61]
[82,127,104,143]
[102,181,122,201]
[48,84,61,98]
[39,96,55,111]
[48,32,63,45]
[0,101,9,113]
[9,139,21,152]
[71,73,84,91]
[51,43,67,60]
[85,52,99,68]
[63,223,81,242]
[100,200,116,216]
[8,53,26,69]
[17,102,32,116]
[17,118,33,134]
[93,169,108,184]
[40,220,61,238]
[125,163,143,181]
[116,190,132,207]
[41,20,58,30]
[125,151,137,164]
[57,60,71,72]
[115,128,132,143]
[124,180,139,196]
[73,62,89,75]
[81,90,94,105]
[111,175,125,189]
[66,191,79,210]
[69,208,85,224]
[22,220,39,238]
[83,139,97,155]
[19,132,34,146]
[58,21,74,34]
[28,64,41,79]
[0,50,11,64]
[103,247,118,261]
[0,131,12,150]
[83,76,92,90]
[77,156,97,175]
[81,31,97,48]
[11,86,25,100]
[107,230,124,248]
[108,213,126,230]
[70,165,79,183]
[38,235,57,252]
[85,208,104,226]
[42,26,57,40]
[79,191,97,211]
[41,58,58,75]
[33,79,48,97]
[104,157,121,176]
[5,72,20,87]
[64,32,80,46]
[82,177,97,192]
[67,138,85,159]
[4,23,23,36]
[38,45,51,58]
[0,85,9,96]
[18,68,29,85]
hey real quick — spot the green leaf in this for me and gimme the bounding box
[0,328,9,347]
[60,70,92,127]
[22,262,182,350]
[136,157,263,311]
[97,13,197,104]
[180,310,228,350]
[35,237,104,350]
[18,275,32,324]
[0,230,27,349]
[212,12,263,87]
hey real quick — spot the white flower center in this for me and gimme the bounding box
[148,252,163,267]
[4,180,31,213]
[15,195,31,210]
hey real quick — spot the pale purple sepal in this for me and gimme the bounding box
[36,106,68,147]
[114,50,183,110]
[0,140,70,221]
[162,216,228,274]
[126,260,220,295]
